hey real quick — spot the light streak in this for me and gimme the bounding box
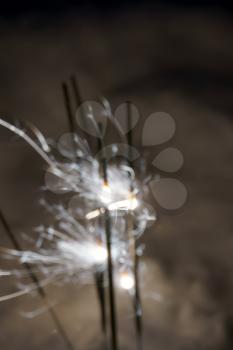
[0,112,155,303]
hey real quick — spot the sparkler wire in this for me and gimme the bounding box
[0,210,75,350]
[0,118,54,167]
[62,82,76,135]
[95,270,107,335]
[104,208,118,350]
[98,122,118,350]
[70,75,82,108]
[95,124,108,340]
[0,83,152,350]
[126,101,143,350]
[63,80,108,342]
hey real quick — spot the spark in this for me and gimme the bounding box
[108,196,138,211]
[0,203,135,300]
[0,116,142,217]
[0,108,156,304]
[0,270,11,276]
[118,271,135,291]
[85,209,102,220]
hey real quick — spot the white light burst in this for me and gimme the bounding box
[0,106,155,300]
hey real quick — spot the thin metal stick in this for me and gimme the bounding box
[126,101,143,350]
[70,75,92,149]
[133,252,143,350]
[127,102,133,166]
[0,210,74,350]
[70,75,82,108]
[98,122,118,350]
[104,208,118,350]
[95,271,107,335]
[62,80,108,338]
[95,127,108,339]
[62,82,76,135]
[97,124,107,184]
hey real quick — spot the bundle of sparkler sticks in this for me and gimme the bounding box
[0,76,156,350]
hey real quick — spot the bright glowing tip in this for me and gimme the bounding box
[99,182,112,204]
[86,209,101,220]
[94,244,108,263]
[86,196,139,220]
[103,182,110,191]
[128,196,139,210]
[119,272,135,290]
[108,196,139,211]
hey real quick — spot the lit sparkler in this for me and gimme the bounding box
[0,202,138,296]
[0,89,156,350]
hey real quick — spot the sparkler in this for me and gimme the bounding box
[98,129,118,350]
[0,209,75,350]
[63,78,108,343]
[0,85,156,349]
[126,101,144,350]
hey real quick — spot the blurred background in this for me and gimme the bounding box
[0,1,232,349]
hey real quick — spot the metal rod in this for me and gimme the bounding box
[97,123,107,184]
[63,80,108,339]
[95,271,107,335]
[0,210,74,350]
[126,101,143,350]
[133,251,143,350]
[104,208,118,350]
[62,82,76,135]
[95,124,108,339]
[70,75,82,108]
[98,122,118,350]
[126,101,133,165]
[69,75,92,150]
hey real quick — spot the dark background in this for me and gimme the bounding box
[0,1,232,350]
[0,0,232,16]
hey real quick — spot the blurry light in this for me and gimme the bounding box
[86,209,101,220]
[108,196,138,211]
[119,272,135,290]
[86,195,139,220]
[99,182,112,204]
[93,244,108,263]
